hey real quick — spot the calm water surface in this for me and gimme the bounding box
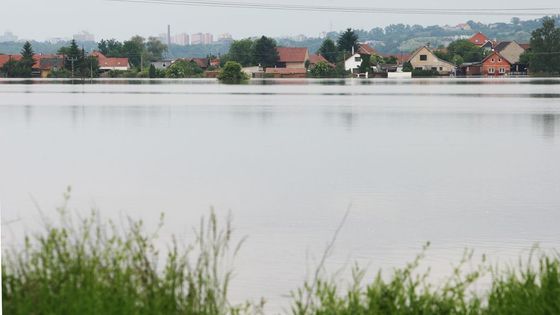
[1,78,560,312]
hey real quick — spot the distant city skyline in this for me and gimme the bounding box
[3,0,560,42]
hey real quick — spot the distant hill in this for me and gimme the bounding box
[2,16,558,57]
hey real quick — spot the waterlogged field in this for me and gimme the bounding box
[1,78,560,313]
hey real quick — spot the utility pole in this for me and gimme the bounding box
[67,56,78,79]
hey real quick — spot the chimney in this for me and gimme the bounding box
[167,25,171,46]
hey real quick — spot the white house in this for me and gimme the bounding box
[344,43,377,74]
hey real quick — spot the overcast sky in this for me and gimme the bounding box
[3,0,560,41]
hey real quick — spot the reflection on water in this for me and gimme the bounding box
[533,114,560,138]
[1,78,559,312]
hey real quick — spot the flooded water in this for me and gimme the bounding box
[1,78,560,312]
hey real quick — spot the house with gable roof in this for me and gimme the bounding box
[407,46,456,75]
[460,51,511,76]
[0,54,64,78]
[468,32,490,47]
[494,41,529,73]
[91,51,130,72]
[275,47,309,69]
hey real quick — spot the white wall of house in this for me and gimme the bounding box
[345,53,364,73]
[99,66,129,71]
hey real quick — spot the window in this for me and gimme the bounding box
[431,67,437,71]
[491,58,495,62]
[439,67,443,71]
[498,58,502,62]
[420,55,427,61]
[499,67,505,73]
[354,57,361,62]
[488,67,495,74]
[415,67,423,70]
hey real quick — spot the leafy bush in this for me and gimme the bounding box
[47,68,72,78]
[309,61,336,78]
[412,68,440,77]
[217,61,249,83]
[2,189,247,315]
[165,60,204,78]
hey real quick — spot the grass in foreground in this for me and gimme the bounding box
[2,196,560,314]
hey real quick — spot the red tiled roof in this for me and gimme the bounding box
[481,51,511,65]
[265,67,307,74]
[309,54,335,68]
[519,43,531,50]
[309,54,327,64]
[468,32,489,46]
[91,51,129,68]
[99,57,129,68]
[34,54,63,70]
[190,58,208,68]
[0,54,22,68]
[277,47,308,63]
[356,43,377,55]
[0,54,63,70]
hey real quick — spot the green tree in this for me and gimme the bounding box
[145,37,167,62]
[384,56,398,64]
[402,61,413,72]
[0,59,19,77]
[447,39,485,63]
[98,39,124,57]
[57,40,99,78]
[253,36,279,68]
[309,61,335,78]
[217,61,249,83]
[149,64,157,78]
[358,54,371,73]
[81,55,100,78]
[123,36,146,68]
[60,39,81,71]
[523,17,560,74]
[165,60,203,78]
[16,41,35,77]
[318,38,338,63]
[337,28,359,54]
[226,39,255,66]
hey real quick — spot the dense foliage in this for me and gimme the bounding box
[165,59,204,78]
[253,36,279,67]
[521,17,560,74]
[97,36,167,69]
[217,61,249,83]
[225,39,255,67]
[2,192,247,315]
[435,39,487,65]
[2,198,560,315]
[308,61,336,78]
[337,28,359,54]
[58,40,99,78]
[317,38,338,64]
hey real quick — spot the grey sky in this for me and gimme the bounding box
[3,0,560,41]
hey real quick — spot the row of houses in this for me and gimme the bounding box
[0,32,532,78]
[407,32,531,76]
[0,52,131,77]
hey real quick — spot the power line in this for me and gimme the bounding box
[107,0,560,16]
